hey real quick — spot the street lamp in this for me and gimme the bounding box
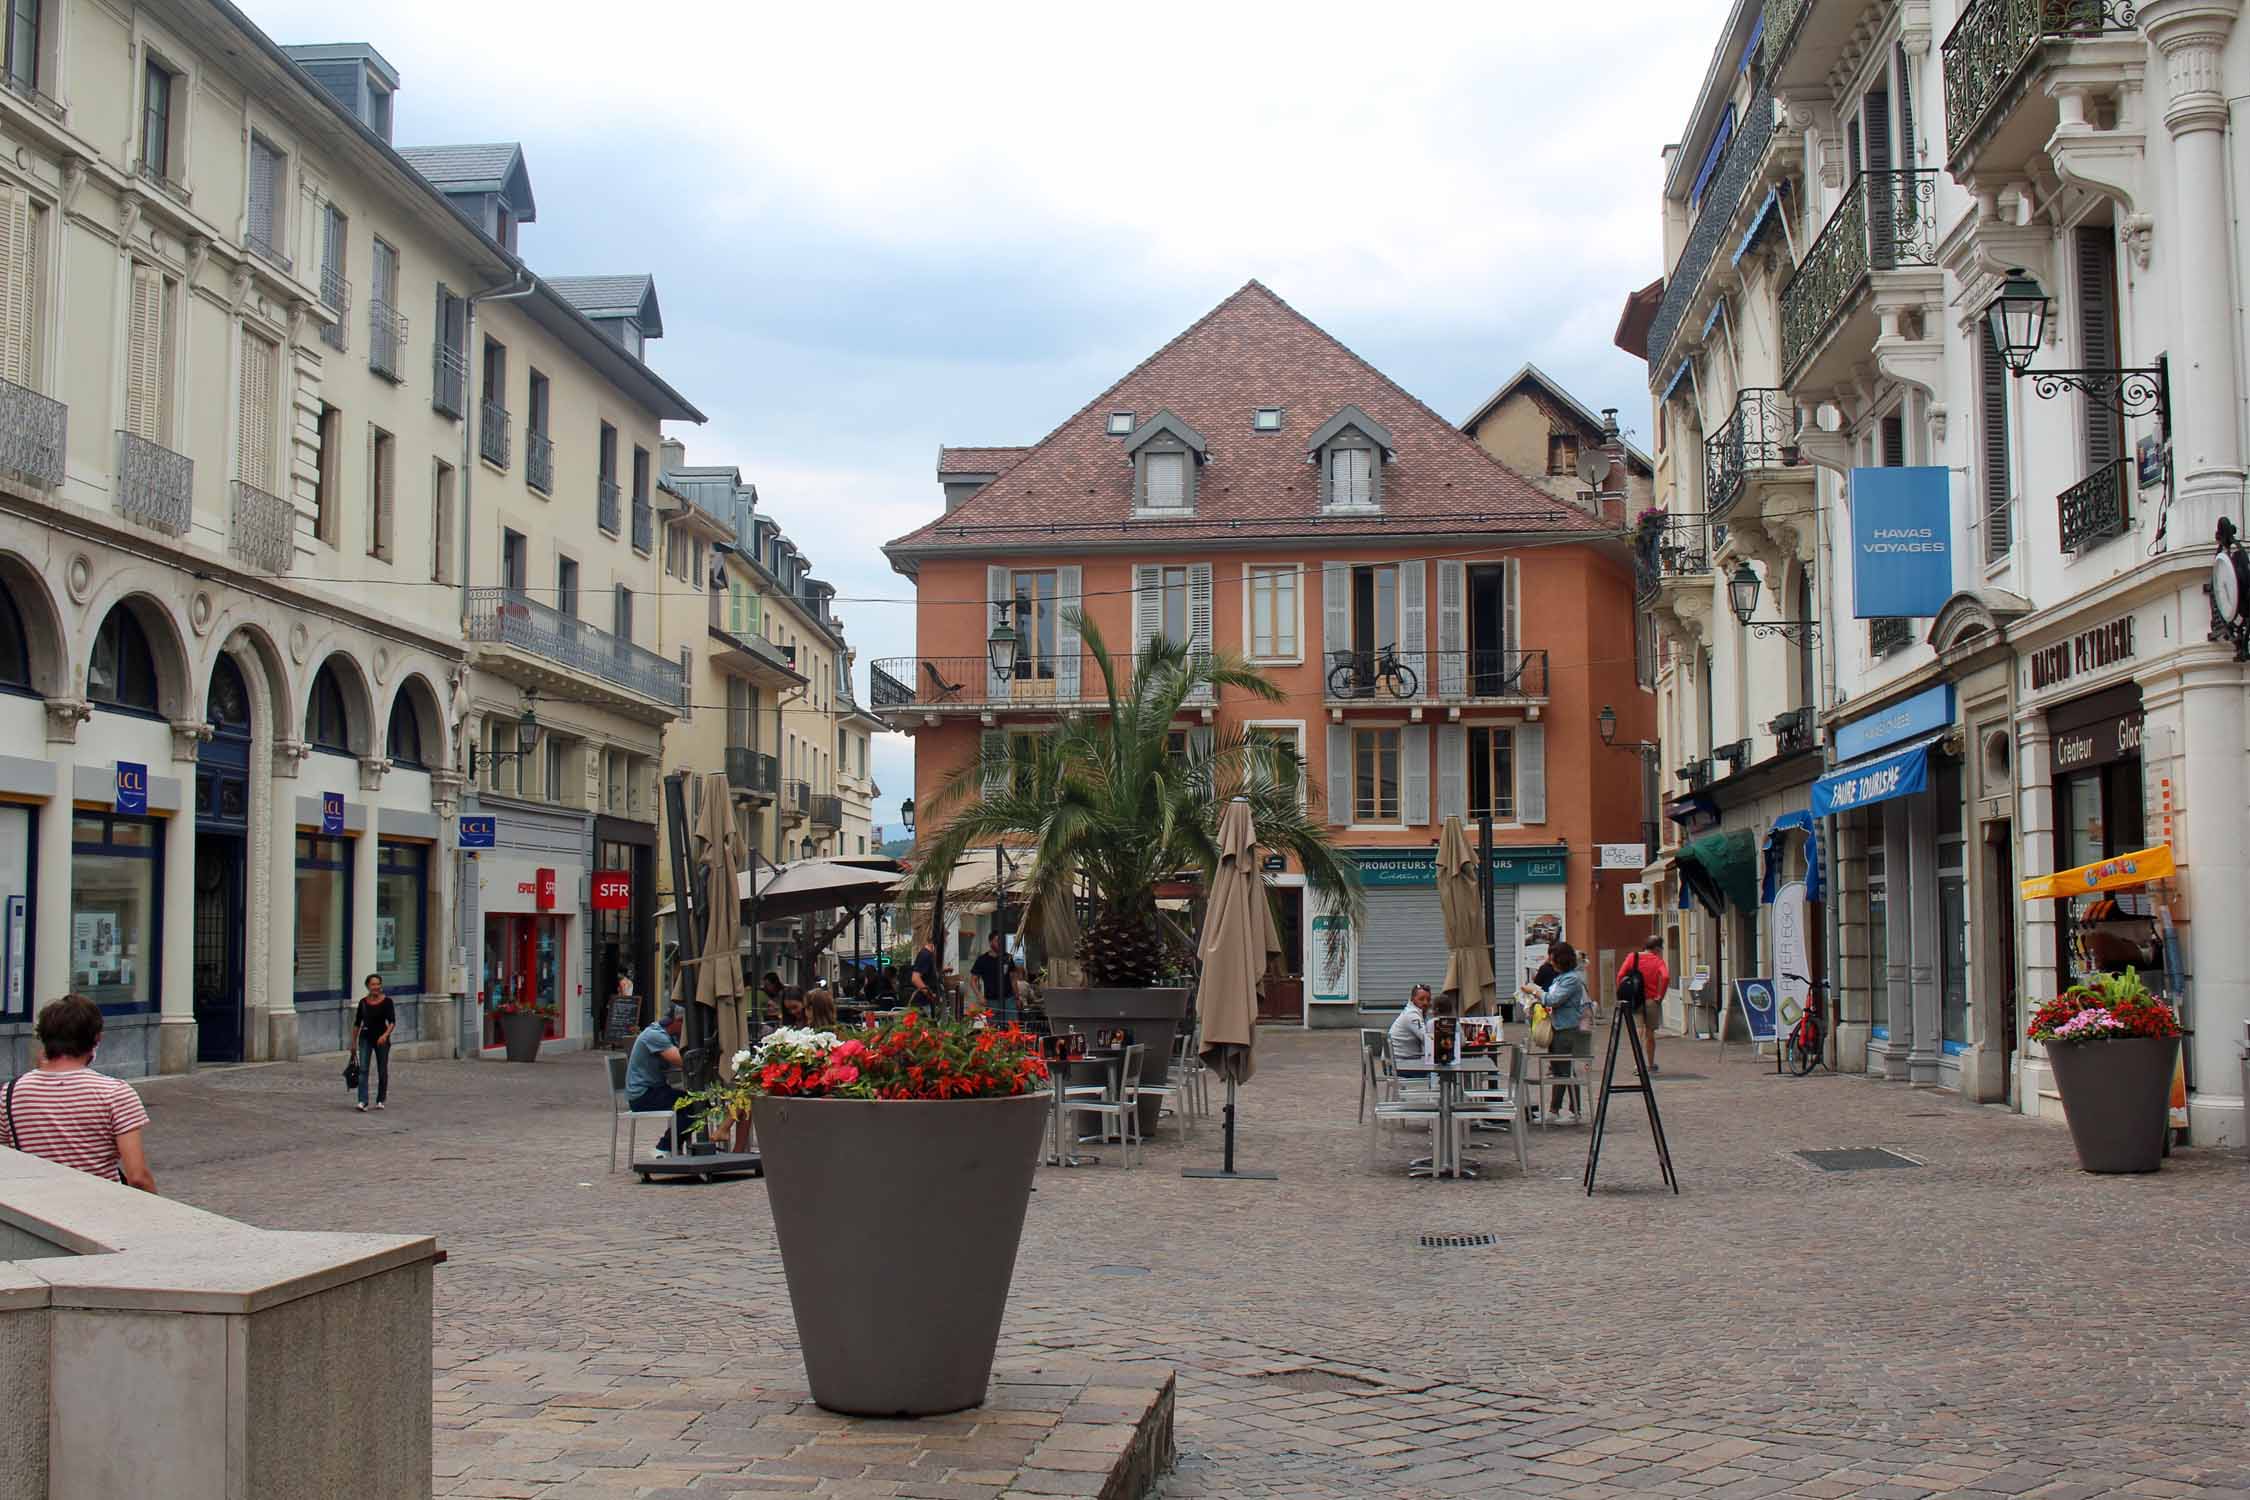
[900,797,915,834]
[1984,267,2171,439]
[801,837,817,860]
[1597,703,1658,756]
[986,604,1020,681]
[1726,561,1820,645]
[467,688,540,779]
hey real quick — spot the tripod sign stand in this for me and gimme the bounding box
[1582,999,1679,1195]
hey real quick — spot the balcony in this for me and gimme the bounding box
[245,231,291,276]
[526,430,554,495]
[1944,0,2142,176]
[136,159,189,206]
[631,498,654,554]
[1635,514,1717,631]
[114,430,193,536]
[1779,170,1941,387]
[1703,389,1795,521]
[1,71,64,122]
[869,661,913,713]
[870,655,1100,717]
[2058,457,2131,554]
[228,480,295,574]
[433,343,466,419]
[811,793,843,830]
[318,268,350,353]
[368,298,406,382]
[780,779,811,823]
[1770,706,1817,756]
[1323,649,1550,706]
[479,401,510,468]
[465,587,684,713]
[725,746,778,801]
[1676,757,1714,793]
[707,623,802,685]
[1869,615,1915,656]
[1646,82,1776,379]
[597,478,621,535]
[0,376,66,491]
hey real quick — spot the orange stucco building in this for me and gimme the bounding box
[880,284,1655,1026]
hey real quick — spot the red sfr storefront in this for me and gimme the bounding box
[479,858,581,1048]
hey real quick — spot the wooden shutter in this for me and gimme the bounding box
[1863,88,1894,264]
[1055,565,1083,702]
[1402,724,1430,826]
[981,728,1006,798]
[373,433,395,558]
[1435,559,1465,698]
[1325,722,1350,826]
[1517,722,1547,824]
[0,188,35,387]
[123,264,165,442]
[1881,412,1906,467]
[986,565,1010,696]
[1436,723,1466,822]
[2076,226,2121,471]
[1187,562,1214,662]
[1894,45,1915,168]
[237,332,276,492]
[247,138,277,248]
[1504,559,1521,664]
[1132,564,1161,664]
[1979,319,2012,560]
[1398,561,1426,698]
[1322,561,1348,670]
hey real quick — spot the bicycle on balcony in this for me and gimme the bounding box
[1327,645,1418,701]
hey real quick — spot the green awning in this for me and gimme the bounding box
[1677,828,1759,914]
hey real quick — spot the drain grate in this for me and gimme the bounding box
[1796,1147,1921,1172]
[1418,1232,1497,1249]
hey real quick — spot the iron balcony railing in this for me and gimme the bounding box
[780,779,811,819]
[1646,82,1775,377]
[1713,737,1754,776]
[432,343,466,418]
[1677,757,1714,792]
[870,654,1098,711]
[597,478,621,534]
[318,267,350,353]
[1323,648,1550,703]
[0,375,66,490]
[709,624,798,679]
[1780,170,1943,381]
[228,480,294,573]
[1,72,65,121]
[1770,706,1817,755]
[245,231,291,275]
[525,429,554,494]
[465,587,685,705]
[368,298,406,381]
[725,746,778,798]
[2058,456,2131,553]
[631,498,654,553]
[136,158,189,206]
[870,661,913,711]
[811,793,843,829]
[479,400,510,468]
[1705,388,1794,519]
[114,430,194,536]
[1635,515,1716,601]
[1869,615,1915,656]
[1943,0,2140,166]
[1761,0,1810,77]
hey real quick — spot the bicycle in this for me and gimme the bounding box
[1327,645,1419,701]
[1778,972,1828,1076]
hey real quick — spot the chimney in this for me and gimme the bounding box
[660,437,687,474]
[1599,407,1629,529]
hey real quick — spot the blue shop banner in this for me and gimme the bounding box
[1810,736,1938,817]
[114,761,147,815]
[458,815,496,849]
[1850,466,1952,619]
[1834,682,1954,762]
[322,790,345,835]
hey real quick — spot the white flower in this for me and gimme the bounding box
[731,1049,757,1072]
[752,1027,841,1065]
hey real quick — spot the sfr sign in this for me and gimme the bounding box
[591,871,631,911]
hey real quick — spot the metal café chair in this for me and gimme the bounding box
[1453,1042,1530,1176]
[605,1054,677,1172]
[1068,1042,1147,1168]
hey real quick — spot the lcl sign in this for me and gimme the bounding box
[591,870,631,911]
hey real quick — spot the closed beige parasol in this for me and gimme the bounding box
[1437,816,1496,1015]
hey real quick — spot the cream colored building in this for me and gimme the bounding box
[0,5,699,1075]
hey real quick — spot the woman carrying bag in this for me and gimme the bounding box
[351,975,397,1112]
[1542,944,1593,1125]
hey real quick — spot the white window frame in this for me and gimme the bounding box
[1242,562,1303,664]
[1347,721,1406,830]
[1242,718,1308,809]
[1465,719,1521,826]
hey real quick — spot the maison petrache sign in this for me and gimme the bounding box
[2025,614,2136,695]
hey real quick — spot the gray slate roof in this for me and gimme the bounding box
[547,275,662,337]
[397,143,536,222]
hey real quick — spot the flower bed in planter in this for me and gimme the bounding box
[2028,974,2182,1174]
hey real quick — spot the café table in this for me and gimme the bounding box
[1045,1049,1124,1167]
[1408,1053,1506,1180]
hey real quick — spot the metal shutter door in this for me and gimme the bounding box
[1354,886,1450,1019]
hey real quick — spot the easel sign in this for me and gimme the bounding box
[1717,976,1778,1057]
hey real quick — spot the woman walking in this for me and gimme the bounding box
[352,974,396,1112]
[0,994,156,1191]
[1543,944,1593,1125]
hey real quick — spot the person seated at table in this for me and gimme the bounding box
[626,1006,686,1154]
[1388,984,1435,1075]
[779,987,808,1027]
[805,988,837,1028]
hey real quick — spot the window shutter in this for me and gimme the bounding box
[247,138,278,249]
[1894,45,1915,168]
[1056,565,1082,702]
[1979,319,2012,561]
[1325,722,1350,825]
[374,434,395,558]
[2076,226,2121,471]
[0,188,36,387]
[1132,564,1161,665]
[1322,561,1348,670]
[1436,723,1466,822]
[1881,412,1906,467]
[1435,560,1465,698]
[986,565,1010,696]
[124,264,164,442]
[1504,559,1521,663]
[237,332,276,492]
[1863,88,1894,264]
[1398,561,1427,699]
[1400,724,1430,826]
[1188,561,1214,671]
[1145,451,1185,508]
[1517,723,1547,823]
[981,728,1006,798]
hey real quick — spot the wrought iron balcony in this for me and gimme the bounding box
[1770,706,1817,756]
[1761,0,1810,77]
[1713,737,1753,775]
[1646,82,1775,377]
[725,746,778,799]
[1,72,65,121]
[780,779,811,821]
[368,298,406,381]
[870,661,913,711]
[136,158,189,206]
[114,430,193,536]
[1943,0,2140,168]
[811,793,843,830]
[1676,757,1714,792]
[631,498,654,553]
[1779,170,1941,383]
[1635,515,1716,603]
[1704,388,1794,520]
[479,401,510,468]
[869,655,1105,713]
[1869,615,1914,656]
[245,231,291,275]
[0,375,66,490]
[318,267,350,353]
[465,587,685,705]
[228,480,294,573]
[1431,649,1549,703]
[526,429,554,495]
[2058,456,2131,554]
[597,478,621,534]
[432,342,466,418]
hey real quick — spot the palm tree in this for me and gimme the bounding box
[903,610,1361,988]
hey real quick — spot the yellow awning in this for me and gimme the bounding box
[2019,843,2175,902]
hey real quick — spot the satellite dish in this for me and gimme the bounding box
[1577,449,1610,489]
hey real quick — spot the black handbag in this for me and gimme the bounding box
[344,1058,362,1090]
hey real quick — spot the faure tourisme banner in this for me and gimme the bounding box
[1850,466,1952,619]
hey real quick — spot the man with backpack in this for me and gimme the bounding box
[1616,935,1671,1074]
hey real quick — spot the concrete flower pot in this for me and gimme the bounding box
[497,1010,545,1063]
[1040,986,1188,1136]
[2044,1034,2177,1173]
[758,1091,1048,1416]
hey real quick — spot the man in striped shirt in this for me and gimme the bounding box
[1,994,156,1192]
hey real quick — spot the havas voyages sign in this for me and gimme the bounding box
[1850,467,1952,619]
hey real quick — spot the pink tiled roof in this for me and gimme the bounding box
[936,446,1030,477]
[889,282,1608,558]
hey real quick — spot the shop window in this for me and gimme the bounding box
[386,694,424,768]
[72,813,161,1013]
[376,841,427,996]
[484,913,563,1044]
[88,607,160,713]
[0,803,32,1020]
[307,662,352,753]
[294,833,352,1001]
[0,584,31,693]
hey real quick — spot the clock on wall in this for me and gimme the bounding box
[2212,518,2250,660]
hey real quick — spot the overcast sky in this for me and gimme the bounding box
[245,0,1721,836]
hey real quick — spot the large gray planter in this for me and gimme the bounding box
[758,1091,1048,1416]
[2044,1034,2178,1173]
[497,1010,545,1063]
[1040,986,1189,1136]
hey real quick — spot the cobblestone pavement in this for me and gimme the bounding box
[141,1028,2250,1499]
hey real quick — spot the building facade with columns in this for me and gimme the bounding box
[1627,0,2250,1145]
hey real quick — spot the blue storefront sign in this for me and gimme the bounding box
[114,761,147,815]
[321,790,345,835]
[1810,736,1940,817]
[1351,848,1567,889]
[1834,682,1954,762]
[1850,467,1952,619]
[458,815,496,849]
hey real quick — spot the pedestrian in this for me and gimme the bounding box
[626,1006,686,1153]
[805,988,837,1028]
[614,972,640,1029]
[1617,935,1671,1074]
[0,994,156,1191]
[1543,944,1592,1124]
[1009,961,1034,1026]
[352,973,397,1112]
[909,932,945,1014]
[969,932,1010,1022]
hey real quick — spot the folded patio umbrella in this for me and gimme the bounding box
[1437,815,1496,1015]
[692,772,749,1078]
[1186,798,1281,1182]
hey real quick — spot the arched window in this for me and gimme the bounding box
[89,608,160,712]
[207,655,251,737]
[0,587,30,692]
[307,662,352,752]
[386,692,425,768]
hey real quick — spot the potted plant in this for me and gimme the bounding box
[904,615,1360,1133]
[492,997,551,1063]
[2028,970,2183,1174]
[730,1013,1050,1416]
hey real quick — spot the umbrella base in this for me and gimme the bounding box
[632,1149,763,1182]
[1180,1167,1279,1180]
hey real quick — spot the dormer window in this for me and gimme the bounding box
[1306,405,1395,512]
[1106,411,1135,436]
[1121,410,1208,516]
